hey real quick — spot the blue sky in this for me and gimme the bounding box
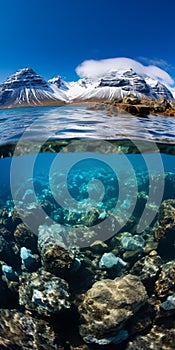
[0,0,175,84]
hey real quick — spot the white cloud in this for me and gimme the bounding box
[76,57,174,86]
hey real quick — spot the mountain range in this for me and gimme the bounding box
[0,67,174,109]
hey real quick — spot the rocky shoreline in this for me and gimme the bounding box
[0,166,175,349]
[89,95,175,117]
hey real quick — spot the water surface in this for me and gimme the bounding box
[0,106,175,143]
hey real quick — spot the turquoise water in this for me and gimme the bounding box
[0,148,174,242]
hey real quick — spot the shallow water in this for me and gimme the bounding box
[0,147,175,243]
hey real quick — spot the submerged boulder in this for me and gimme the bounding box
[99,252,127,275]
[2,264,18,282]
[154,199,175,259]
[121,232,145,252]
[0,236,16,266]
[66,226,100,248]
[19,268,71,316]
[38,224,75,278]
[41,243,75,278]
[38,223,67,252]
[126,324,175,350]
[155,261,175,299]
[20,247,40,272]
[130,251,162,293]
[14,223,38,252]
[78,274,148,344]
[0,309,60,349]
[161,293,175,311]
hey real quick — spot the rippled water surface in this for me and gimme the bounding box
[0,106,175,142]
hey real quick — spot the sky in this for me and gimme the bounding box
[0,0,175,85]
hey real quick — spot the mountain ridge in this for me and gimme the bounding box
[0,68,68,108]
[0,67,174,109]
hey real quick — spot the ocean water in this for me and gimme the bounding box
[0,147,175,238]
[1,106,175,348]
[0,105,175,142]
[1,105,175,245]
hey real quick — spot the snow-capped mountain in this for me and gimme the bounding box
[0,67,174,109]
[171,88,175,99]
[65,69,174,101]
[0,68,68,108]
[145,77,173,100]
[48,76,69,91]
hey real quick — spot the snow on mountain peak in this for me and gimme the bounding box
[0,68,68,107]
[76,57,174,86]
[0,64,174,108]
[1,67,50,91]
[64,68,174,101]
[48,76,69,91]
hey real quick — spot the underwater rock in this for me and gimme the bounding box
[69,346,89,350]
[66,226,100,248]
[14,223,38,252]
[78,274,148,344]
[154,199,175,259]
[161,293,175,310]
[82,207,103,227]
[126,302,153,337]
[0,236,16,265]
[83,329,129,345]
[126,324,175,350]
[19,268,71,316]
[0,208,22,234]
[143,239,158,254]
[0,209,14,231]
[0,273,18,308]
[99,252,127,271]
[122,250,141,264]
[155,261,175,299]
[38,224,75,278]
[0,309,60,349]
[0,225,13,242]
[20,247,40,271]
[90,240,109,254]
[130,251,162,294]
[2,264,18,281]
[11,209,23,228]
[0,277,10,307]
[38,223,67,251]
[41,243,75,278]
[121,232,145,252]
